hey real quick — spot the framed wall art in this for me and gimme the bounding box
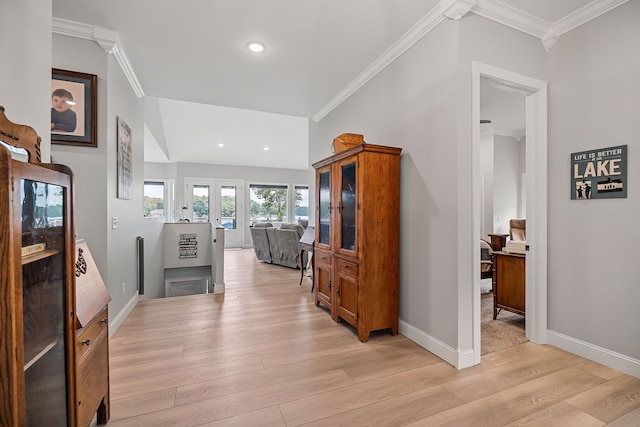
[571,144,627,200]
[51,68,97,147]
[117,117,132,200]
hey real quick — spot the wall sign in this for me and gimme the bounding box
[571,145,627,200]
[178,233,197,259]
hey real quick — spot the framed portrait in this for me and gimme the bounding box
[117,117,132,200]
[51,68,97,147]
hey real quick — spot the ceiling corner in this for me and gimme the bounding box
[52,17,145,98]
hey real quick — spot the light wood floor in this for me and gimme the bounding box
[106,249,640,426]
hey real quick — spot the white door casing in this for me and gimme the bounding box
[470,62,548,366]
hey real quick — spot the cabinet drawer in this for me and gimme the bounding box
[315,248,332,266]
[76,307,108,361]
[336,258,358,277]
[77,331,109,425]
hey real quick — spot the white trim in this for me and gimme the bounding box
[52,17,145,98]
[108,292,139,339]
[313,0,626,120]
[471,0,549,39]
[548,330,640,378]
[399,320,458,368]
[311,5,446,122]
[552,0,629,38]
[471,61,548,366]
[441,0,475,20]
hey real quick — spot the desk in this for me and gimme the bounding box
[492,251,525,319]
[299,226,315,291]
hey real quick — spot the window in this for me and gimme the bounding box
[144,181,164,218]
[249,184,288,223]
[294,185,308,222]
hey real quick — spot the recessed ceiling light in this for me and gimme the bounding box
[264,146,269,151]
[218,143,224,147]
[247,41,266,53]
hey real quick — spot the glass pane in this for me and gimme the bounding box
[20,179,68,425]
[220,186,236,229]
[319,170,331,245]
[144,181,164,218]
[341,162,356,251]
[295,186,309,225]
[250,185,288,223]
[192,185,209,222]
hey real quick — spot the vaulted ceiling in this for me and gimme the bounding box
[52,0,627,169]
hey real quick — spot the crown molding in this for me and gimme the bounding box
[52,17,145,98]
[553,0,629,37]
[312,5,446,122]
[471,0,549,39]
[441,0,476,20]
[313,0,627,120]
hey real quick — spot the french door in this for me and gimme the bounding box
[185,178,244,248]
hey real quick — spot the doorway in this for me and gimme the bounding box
[472,62,548,365]
[185,178,244,248]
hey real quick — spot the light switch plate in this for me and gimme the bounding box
[112,217,119,229]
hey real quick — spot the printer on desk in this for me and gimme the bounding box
[504,218,527,254]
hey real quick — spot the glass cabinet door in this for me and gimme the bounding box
[20,179,69,426]
[338,160,357,252]
[318,168,331,246]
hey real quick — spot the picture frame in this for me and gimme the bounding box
[117,117,133,200]
[51,68,97,147]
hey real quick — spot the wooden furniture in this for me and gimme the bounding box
[1,116,76,425]
[1,108,111,426]
[492,251,525,319]
[74,238,111,426]
[487,233,509,252]
[312,138,401,342]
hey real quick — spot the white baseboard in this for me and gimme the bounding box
[399,320,476,369]
[108,292,139,339]
[548,330,640,378]
[213,282,225,294]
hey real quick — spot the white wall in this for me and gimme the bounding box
[51,35,109,281]
[310,14,547,364]
[0,0,52,161]
[311,19,462,351]
[51,34,145,325]
[479,135,494,239]
[546,1,640,366]
[492,135,525,234]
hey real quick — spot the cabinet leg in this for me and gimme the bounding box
[358,330,370,342]
[97,397,110,425]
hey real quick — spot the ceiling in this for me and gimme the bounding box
[51,0,623,169]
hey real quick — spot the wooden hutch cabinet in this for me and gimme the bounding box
[1,146,77,425]
[313,138,402,342]
[1,107,111,426]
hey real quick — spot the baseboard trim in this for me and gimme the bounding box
[400,320,474,369]
[548,330,640,378]
[109,292,139,339]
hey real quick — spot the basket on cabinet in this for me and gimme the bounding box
[331,133,365,153]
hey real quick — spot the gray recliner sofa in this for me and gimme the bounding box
[250,222,307,269]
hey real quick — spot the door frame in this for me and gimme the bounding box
[471,62,548,365]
